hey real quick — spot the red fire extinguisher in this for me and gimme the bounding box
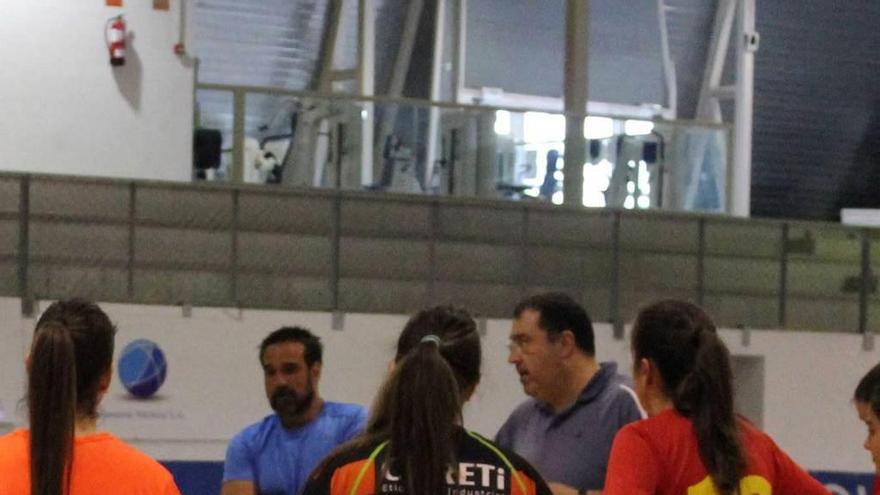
[105,15,126,66]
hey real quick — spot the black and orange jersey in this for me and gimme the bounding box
[302,428,552,495]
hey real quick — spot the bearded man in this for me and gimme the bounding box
[222,327,367,495]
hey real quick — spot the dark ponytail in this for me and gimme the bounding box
[387,339,462,495]
[28,323,77,495]
[632,300,744,495]
[27,299,116,495]
[319,306,481,493]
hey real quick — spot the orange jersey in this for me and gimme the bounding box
[0,429,180,495]
[302,429,551,495]
[603,410,829,495]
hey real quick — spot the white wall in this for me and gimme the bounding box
[0,297,875,474]
[0,0,193,181]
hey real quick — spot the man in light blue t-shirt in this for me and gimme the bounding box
[222,327,367,495]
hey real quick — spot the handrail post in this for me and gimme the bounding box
[427,200,439,305]
[611,210,622,340]
[127,182,136,301]
[861,229,873,350]
[18,176,32,316]
[231,189,240,305]
[231,89,246,183]
[778,223,789,328]
[330,192,342,313]
[697,218,706,306]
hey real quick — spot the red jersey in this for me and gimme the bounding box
[603,410,829,495]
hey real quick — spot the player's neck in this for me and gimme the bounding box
[643,394,674,417]
[74,416,99,437]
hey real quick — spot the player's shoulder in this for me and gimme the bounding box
[738,417,777,450]
[465,431,547,487]
[85,434,177,483]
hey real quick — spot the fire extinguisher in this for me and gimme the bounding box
[105,15,126,67]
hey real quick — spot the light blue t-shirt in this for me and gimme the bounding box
[223,401,368,495]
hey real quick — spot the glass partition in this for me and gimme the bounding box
[194,89,234,181]
[194,86,732,215]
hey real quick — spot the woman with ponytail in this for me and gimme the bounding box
[302,306,551,495]
[0,299,180,495]
[603,300,828,495]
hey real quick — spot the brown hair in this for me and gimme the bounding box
[320,306,481,494]
[28,299,116,495]
[632,300,744,495]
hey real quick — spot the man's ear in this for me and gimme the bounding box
[311,361,323,381]
[558,330,579,358]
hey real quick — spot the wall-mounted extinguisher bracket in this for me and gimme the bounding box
[106,15,126,67]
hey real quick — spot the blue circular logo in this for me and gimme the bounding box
[118,339,167,398]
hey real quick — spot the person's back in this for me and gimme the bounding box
[4,298,180,495]
[0,429,177,495]
[302,306,551,495]
[305,428,548,495]
[602,300,827,495]
[605,409,826,495]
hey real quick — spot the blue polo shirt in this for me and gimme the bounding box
[495,362,644,491]
[223,401,367,495]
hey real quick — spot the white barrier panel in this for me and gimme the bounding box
[0,297,877,473]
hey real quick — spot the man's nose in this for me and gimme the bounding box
[508,347,521,364]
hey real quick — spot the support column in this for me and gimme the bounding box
[563,0,589,207]
[316,0,345,92]
[696,0,736,121]
[426,0,447,189]
[732,0,757,217]
[453,0,466,104]
[372,0,425,181]
[358,0,376,186]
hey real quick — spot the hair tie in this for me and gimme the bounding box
[420,334,442,347]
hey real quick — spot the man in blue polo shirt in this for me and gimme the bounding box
[496,292,644,495]
[222,327,367,495]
